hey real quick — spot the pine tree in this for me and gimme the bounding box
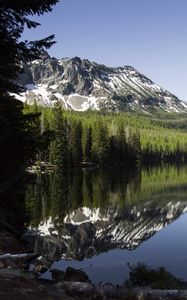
[0,96,41,180]
[82,124,92,162]
[69,120,83,166]
[0,0,58,181]
[128,130,141,164]
[92,120,110,165]
[49,105,68,168]
[116,121,128,163]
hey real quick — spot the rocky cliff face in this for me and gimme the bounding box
[29,201,187,262]
[16,52,187,113]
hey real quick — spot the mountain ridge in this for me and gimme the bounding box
[16,52,187,113]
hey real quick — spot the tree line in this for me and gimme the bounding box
[25,103,187,168]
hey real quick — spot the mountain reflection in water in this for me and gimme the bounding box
[25,166,187,266]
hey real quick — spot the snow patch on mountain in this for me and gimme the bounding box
[16,54,187,113]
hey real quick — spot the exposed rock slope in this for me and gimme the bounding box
[16,52,187,113]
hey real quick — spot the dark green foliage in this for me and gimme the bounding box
[0,0,58,182]
[116,121,128,162]
[128,130,141,165]
[0,96,40,181]
[69,120,83,166]
[0,179,29,235]
[125,263,184,289]
[91,120,110,164]
[49,105,68,168]
[45,107,142,168]
[24,105,187,168]
[82,125,92,162]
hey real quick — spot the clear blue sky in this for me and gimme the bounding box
[22,0,187,101]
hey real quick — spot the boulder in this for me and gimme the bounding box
[34,264,48,274]
[0,253,38,269]
[50,268,65,282]
[64,267,91,283]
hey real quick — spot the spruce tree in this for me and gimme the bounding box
[116,121,128,163]
[0,0,58,181]
[69,120,83,166]
[92,120,110,165]
[49,105,68,168]
[82,125,92,162]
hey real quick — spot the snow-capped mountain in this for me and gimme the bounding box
[16,52,187,113]
[29,200,187,262]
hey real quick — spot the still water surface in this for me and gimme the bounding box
[25,165,187,284]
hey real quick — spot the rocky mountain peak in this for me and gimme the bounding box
[16,54,187,113]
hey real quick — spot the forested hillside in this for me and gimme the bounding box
[25,103,187,167]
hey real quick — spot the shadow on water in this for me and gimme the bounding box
[0,179,29,253]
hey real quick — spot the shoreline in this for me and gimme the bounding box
[1,246,187,300]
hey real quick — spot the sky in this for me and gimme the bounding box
[22,0,187,101]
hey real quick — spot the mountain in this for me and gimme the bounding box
[28,199,187,262]
[16,52,187,113]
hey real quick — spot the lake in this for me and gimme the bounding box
[12,165,187,283]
